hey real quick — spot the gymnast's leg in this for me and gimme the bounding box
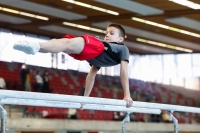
[13,37,85,55]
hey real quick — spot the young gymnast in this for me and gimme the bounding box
[13,23,133,108]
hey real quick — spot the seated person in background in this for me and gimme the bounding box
[0,76,6,89]
[80,86,85,96]
[68,108,77,119]
[161,110,170,123]
[35,71,43,92]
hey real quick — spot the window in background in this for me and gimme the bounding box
[192,53,200,77]
[150,55,163,81]
[26,52,52,68]
[105,66,114,76]
[171,78,184,87]
[78,60,90,73]
[162,78,170,85]
[185,77,200,90]
[177,54,192,78]
[101,67,106,75]
[130,55,141,79]
[68,55,80,71]
[163,54,177,79]
[128,55,134,78]
[52,53,57,68]
[57,52,68,70]
[12,31,26,63]
[25,34,51,68]
[0,29,21,62]
[140,55,151,81]
[114,64,120,76]
[155,78,163,84]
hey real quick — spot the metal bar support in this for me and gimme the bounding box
[122,112,130,133]
[0,105,7,133]
[169,110,178,133]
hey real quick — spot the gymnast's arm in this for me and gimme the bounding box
[84,65,98,97]
[120,60,133,108]
[80,66,98,109]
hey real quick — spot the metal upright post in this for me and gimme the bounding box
[122,112,130,133]
[0,105,7,133]
[169,110,178,133]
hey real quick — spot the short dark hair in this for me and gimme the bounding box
[107,23,126,38]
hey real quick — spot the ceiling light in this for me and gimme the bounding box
[169,27,180,32]
[132,17,200,38]
[62,0,75,3]
[157,42,167,47]
[145,21,157,26]
[137,38,193,53]
[75,1,91,8]
[92,6,106,12]
[62,0,119,15]
[169,0,200,9]
[166,45,175,49]
[175,47,184,51]
[157,24,169,29]
[64,22,77,27]
[189,33,200,38]
[147,40,159,45]
[179,30,191,35]
[2,8,19,14]
[132,17,145,23]
[106,10,119,15]
[63,22,105,33]
[19,12,35,17]
[0,7,48,21]
[136,38,146,43]
[77,25,90,30]
[35,15,49,21]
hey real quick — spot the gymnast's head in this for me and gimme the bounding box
[104,23,126,43]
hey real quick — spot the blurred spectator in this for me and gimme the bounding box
[20,64,27,91]
[144,91,151,102]
[119,112,126,120]
[0,76,6,89]
[25,67,31,91]
[131,90,137,101]
[35,71,43,92]
[136,94,142,101]
[42,71,50,93]
[22,107,29,117]
[113,112,125,121]
[150,114,160,122]
[13,81,19,90]
[130,113,137,122]
[161,110,170,123]
[113,112,120,121]
[149,98,161,122]
[23,106,35,118]
[67,108,77,119]
[80,86,85,96]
